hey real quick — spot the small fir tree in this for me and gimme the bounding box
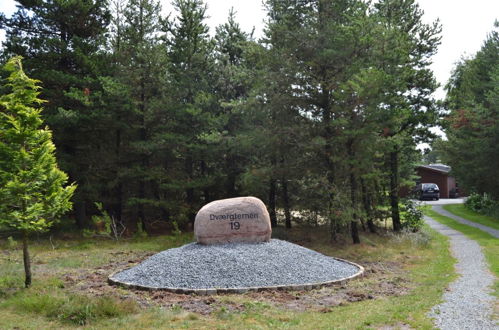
[0,57,76,288]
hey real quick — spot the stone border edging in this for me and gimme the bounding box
[107,257,364,295]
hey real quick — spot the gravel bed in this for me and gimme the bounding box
[425,214,498,330]
[433,205,499,238]
[110,239,362,291]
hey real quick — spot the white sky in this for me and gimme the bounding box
[1,0,498,99]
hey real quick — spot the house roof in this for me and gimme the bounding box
[417,164,451,174]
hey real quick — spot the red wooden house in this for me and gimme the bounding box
[415,164,459,198]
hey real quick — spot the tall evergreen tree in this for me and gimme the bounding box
[165,0,217,224]
[117,0,167,231]
[212,9,254,199]
[372,0,441,231]
[264,0,374,241]
[442,22,499,198]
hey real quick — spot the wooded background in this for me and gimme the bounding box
[5,0,487,243]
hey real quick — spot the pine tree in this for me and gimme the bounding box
[118,0,167,231]
[372,0,441,231]
[166,0,217,224]
[264,0,373,240]
[442,22,499,198]
[0,57,75,287]
[213,9,257,198]
[1,0,110,228]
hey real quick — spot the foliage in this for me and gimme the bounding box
[441,22,499,199]
[0,0,110,230]
[399,199,424,232]
[465,193,499,218]
[0,0,442,241]
[0,56,75,287]
[0,57,75,233]
[83,202,126,241]
[260,0,440,240]
[171,220,182,236]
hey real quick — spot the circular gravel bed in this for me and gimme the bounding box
[109,239,363,294]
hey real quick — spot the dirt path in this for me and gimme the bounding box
[424,210,498,329]
[432,205,499,238]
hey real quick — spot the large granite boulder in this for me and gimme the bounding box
[194,196,272,245]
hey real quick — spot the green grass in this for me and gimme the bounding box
[104,226,455,329]
[425,208,499,298]
[0,228,455,329]
[443,204,499,231]
[5,289,139,326]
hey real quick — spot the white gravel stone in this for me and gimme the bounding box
[110,239,361,290]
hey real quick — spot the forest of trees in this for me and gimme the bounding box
[439,22,499,200]
[0,0,443,243]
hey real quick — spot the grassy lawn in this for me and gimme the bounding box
[0,227,454,329]
[442,204,499,231]
[425,208,499,300]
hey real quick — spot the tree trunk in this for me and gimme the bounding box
[349,169,361,244]
[114,183,123,224]
[390,149,401,231]
[361,178,376,233]
[268,178,277,227]
[74,200,87,229]
[201,160,210,202]
[351,221,360,244]
[323,93,338,241]
[225,137,238,197]
[282,178,292,229]
[347,139,361,244]
[367,212,376,233]
[185,156,195,224]
[138,180,147,230]
[138,78,148,230]
[114,127,123,224]
[22,231,31,288]
[226,154,237,197]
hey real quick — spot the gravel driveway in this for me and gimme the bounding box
[419,198,467,206]
[432,205,499,238]
[425,209,498,329]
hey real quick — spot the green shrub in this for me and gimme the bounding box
[84,202,126,241]
[400,199,424,232]
[465,193,499,218]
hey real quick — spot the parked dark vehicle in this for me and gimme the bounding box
[414,183,440,200]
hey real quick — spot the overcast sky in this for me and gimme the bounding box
[1,0,498,99]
